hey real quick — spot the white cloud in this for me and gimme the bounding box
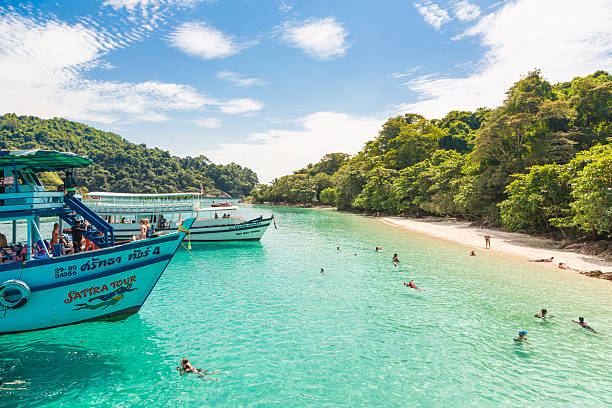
[414,2,451,30]
[169,22,245,60]
[452,0,481,21]
[280,17,350,60]
[193,117,222,128]
[203,112,382,183]
[103,0,199,10]
[216,98,265,115]
[216,70,266,87]
[0,11,211,123]
[398,0,612,118]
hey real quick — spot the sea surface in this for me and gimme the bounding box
[1,205,611,407]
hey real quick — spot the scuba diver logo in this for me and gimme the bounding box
[71,279,137,311]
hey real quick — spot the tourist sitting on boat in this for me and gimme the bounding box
[215,212,219,219]
[71,220,87,253]
[159,215,167,229]
[51,223,69,248]
[0,232,6,249]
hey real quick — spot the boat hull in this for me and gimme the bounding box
[0,222,192,335]
[111,217,273,242]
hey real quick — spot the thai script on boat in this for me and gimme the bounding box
[81,256,122,272]
[128,246,161,261]
[64,275,136,304]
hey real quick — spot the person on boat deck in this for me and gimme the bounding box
[572,317,598,333]
[137,219,148,240]
[71,220,87,253]
[0,233,7,249]
[159,215,166,229]
[535,309,552,319]
[214,213,219,219]
[63,170,77,197]
[50,223,68,248]
[392,253,400,262]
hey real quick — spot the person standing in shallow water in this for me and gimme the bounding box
[484,235,491,248]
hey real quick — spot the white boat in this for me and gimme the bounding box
[86,192,273,242]
[0,150,194,335]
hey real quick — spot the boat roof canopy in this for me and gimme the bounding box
[89,191,204,198]
[0,150,93,171]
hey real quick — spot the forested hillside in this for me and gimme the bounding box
[0,115,258,196]
[251,70,612,239]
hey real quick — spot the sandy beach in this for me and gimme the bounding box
[380,216,612,276]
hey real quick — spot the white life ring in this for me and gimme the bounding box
[0,280,31,309]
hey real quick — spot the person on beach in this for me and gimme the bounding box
[535,309,552,320]
[484,235,491,248]
[514,330,531,345]
[470,250,475,256]
[572,317,598,334]
[529,257,554,262]
[404,281,424,291]
[393,254,400,262]
[558,262,579,271]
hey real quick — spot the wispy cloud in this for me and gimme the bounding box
[169,22,250,60]
[193,117,222,128]
[0,9,260,124]
[103,0,200,10]
[280,17,350,60]
[215,98,264,115]
[389,67,420,79]
[203,112,382,183]
[398,0,612,118]
[452,0,481,21]
[414,2,451,30]
[216,70,266,87]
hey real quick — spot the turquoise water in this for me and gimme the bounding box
[1,205,611,407]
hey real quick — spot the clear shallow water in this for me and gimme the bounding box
[1,205,611,407]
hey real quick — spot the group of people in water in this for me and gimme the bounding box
[514,309,599,345]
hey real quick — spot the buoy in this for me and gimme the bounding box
[0,280,31,309]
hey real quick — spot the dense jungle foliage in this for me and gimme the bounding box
[251,70,612,238]
[0,115,258,196]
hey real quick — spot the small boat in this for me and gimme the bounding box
[86,192,273,242]
[0,150,194,335]
[210,201,232,207]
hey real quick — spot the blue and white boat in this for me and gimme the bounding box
[0,150,194,335]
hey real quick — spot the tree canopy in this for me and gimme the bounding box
[0,115,258,196]
[251,70,612,239]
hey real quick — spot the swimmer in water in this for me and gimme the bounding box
[393,263,398,267]
[336,246,340,251]
[572,317,598,334]
[0,380,26,390]
[535,309,552,320]
[514,330,532,345]
[403,281,424,291]
[392,254,400,262]
[470,250,475,256]
[177,358,223,381]
[320,267,325,274]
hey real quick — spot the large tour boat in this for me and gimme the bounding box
[0,150,194,335]
[86,192,273,242]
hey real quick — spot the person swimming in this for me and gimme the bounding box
[514,330,532,345]
[403,281,424,291]
[535,309,552,320]
[470,250,475,256]
[177,358,223,380]
[320,267,325,274]
[572,317,598,334]
[392,254,400,262]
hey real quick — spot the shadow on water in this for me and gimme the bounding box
[0,339,121,408]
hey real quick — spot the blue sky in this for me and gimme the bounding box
[0,0,610,182]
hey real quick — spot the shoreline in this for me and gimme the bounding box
[379,216,612,278]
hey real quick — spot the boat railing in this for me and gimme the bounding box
[88,201,199,214]
[0,191,66,213]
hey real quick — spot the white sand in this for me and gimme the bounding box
[380,216,612,275]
